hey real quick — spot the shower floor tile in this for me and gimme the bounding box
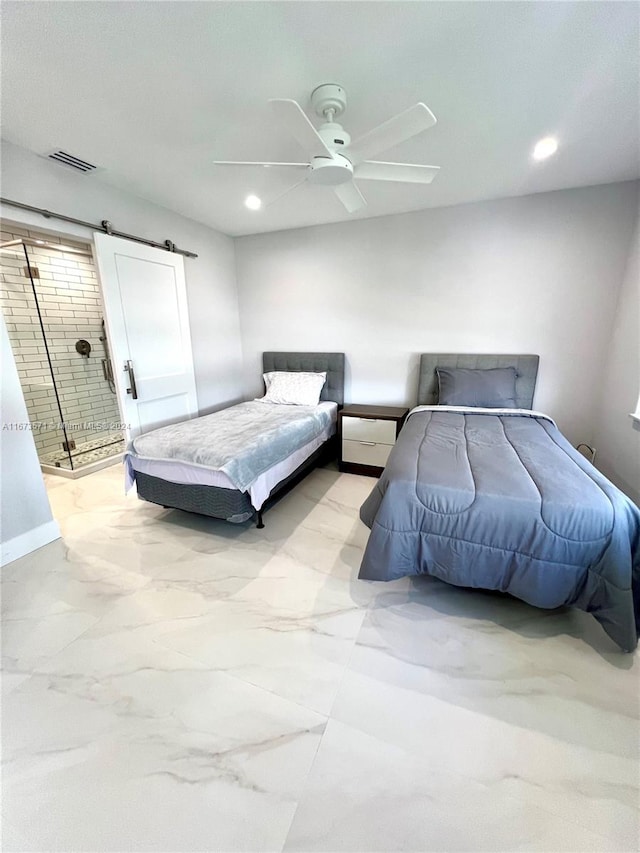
[40,434,125,469]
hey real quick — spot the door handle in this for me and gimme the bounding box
[124,360,138,400]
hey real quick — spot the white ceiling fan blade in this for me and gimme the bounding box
[333,182,367,214]
[264,176,308,208]
[269,99,334,159]
[355,161,440,184]
[213,161,309,168]
[348,103,437,165]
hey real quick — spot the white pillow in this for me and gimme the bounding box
[258,371,327,406]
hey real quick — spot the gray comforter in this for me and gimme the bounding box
[359,407,640,651]
[128,401,333,492]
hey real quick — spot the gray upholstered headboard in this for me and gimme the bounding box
[262,352,345,405]
[417,353,539,409]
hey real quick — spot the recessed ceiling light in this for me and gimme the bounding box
[244,194,262,211]
[532,137,558,161]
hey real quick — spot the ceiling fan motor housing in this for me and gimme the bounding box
[318,121,351,151]
[308,154,354,186]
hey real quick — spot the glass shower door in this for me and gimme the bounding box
[1,233,125,473]
[0,241,74,469]
[25,241,125,467]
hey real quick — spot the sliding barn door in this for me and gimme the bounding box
[93,234,198,440]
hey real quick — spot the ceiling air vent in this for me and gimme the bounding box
[45,150,99,174]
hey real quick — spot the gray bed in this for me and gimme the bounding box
[359,353,640,651]
[133,352,344,527]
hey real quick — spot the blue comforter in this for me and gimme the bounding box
[359,407,640,651]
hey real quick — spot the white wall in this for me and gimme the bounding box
[236,181,639,444]
[594,215,640,503]
[1,312,60,565]
[0,141,244,414]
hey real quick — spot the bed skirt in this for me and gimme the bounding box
[136,472,255,522]
[135,435,338,525]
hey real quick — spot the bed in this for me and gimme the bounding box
[126,352,344,527]
[359,353,640,652]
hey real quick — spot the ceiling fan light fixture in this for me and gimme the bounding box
[307,154,354,186]
[532,136,558,161]
[244,194,262,210]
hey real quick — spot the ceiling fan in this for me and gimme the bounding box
[213,84,440,213]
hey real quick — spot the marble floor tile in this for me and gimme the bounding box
[147,597,366,715]
[2,609,98,675]
[349,584,640,750]
[331,667,639,845]
[0,817,35,852]
[4,666,326,852]
[284,719,623,852]
[2,463,638,852]
[1,538,151,622]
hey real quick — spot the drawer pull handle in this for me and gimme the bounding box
[358,441,376,446]
[362,418,378,422]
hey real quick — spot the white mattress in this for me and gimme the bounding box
[130,401,337,510]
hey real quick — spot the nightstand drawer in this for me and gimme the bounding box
[342,416,396,445]
[342,439,392,468]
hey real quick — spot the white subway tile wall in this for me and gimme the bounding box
[0,226,123,465]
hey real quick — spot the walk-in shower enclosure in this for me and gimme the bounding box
[0,227,124,474]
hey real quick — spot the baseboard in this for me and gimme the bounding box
[0,519,61,567]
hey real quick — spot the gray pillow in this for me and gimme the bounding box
[436,367,517,408]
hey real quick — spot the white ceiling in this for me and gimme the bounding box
[1,1,639,237]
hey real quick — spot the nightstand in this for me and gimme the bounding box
[339,404,409,477]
